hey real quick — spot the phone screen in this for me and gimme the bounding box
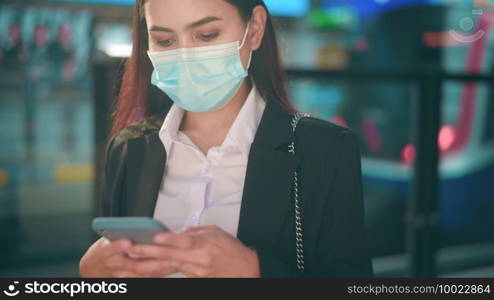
[92,217,171,244]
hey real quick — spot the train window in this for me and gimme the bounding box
[338,94,414,162]
[484,93,494,143]
[289,80,478,162]
[442,82,462,126]
[288,80,416,162]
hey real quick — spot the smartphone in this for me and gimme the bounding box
[92,217,171,245]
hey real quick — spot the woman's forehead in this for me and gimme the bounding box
[144,0,240,28]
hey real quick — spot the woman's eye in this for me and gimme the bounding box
[156,39,174,47]
[199,32,219,41]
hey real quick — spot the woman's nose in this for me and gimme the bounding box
[174,36,196,49]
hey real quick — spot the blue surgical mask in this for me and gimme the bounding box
[147,22,252,113]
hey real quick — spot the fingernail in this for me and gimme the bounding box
[127,252,141,259]
[120,240,132,248]
[155,233,170,243]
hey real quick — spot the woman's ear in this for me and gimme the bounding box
[248,5,267,51]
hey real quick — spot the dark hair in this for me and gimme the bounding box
[111,0,296,136]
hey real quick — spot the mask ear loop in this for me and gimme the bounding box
[238,21,253,70]
[239,21,251,49]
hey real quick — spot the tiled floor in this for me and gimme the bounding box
[1,260,492,278]
[443,266,494,278]
[0,260,80,278]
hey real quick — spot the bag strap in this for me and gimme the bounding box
[289,112,311,273]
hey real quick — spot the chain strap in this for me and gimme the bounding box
[288,112,310,273]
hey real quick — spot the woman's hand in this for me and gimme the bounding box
[79,237,178,278]
[128,225,261,278]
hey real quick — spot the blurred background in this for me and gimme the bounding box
[0,0,493,277]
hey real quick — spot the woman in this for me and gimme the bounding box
[79,0,373,278]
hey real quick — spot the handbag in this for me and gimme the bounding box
[289,112,311,273]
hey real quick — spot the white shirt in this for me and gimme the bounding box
[153,85,266,239]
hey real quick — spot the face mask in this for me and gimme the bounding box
[147,22,252,113]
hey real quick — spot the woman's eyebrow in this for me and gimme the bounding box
[187,16,223,29]
[149,16,223,33]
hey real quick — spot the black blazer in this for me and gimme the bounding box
[100,97,374,278]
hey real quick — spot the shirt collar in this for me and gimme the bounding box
[222,84,266,156]
[159,101,184,155]
[159,84,266,157]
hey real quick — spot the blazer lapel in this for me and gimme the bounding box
[126,132,166,217]
[236,99,299,251]
[124,96,298,252]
